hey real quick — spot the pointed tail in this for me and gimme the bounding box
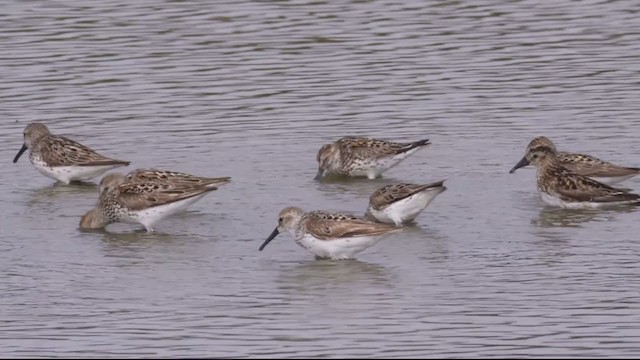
[397,139,430,154]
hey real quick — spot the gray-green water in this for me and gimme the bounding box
[2,0,640,357]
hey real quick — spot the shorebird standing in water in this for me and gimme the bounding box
[315,136,431,180]
[13,123,130,184]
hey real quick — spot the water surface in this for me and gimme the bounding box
[2,0,640,357]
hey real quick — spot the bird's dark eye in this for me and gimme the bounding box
[278,217,283,223]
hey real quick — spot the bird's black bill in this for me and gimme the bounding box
[509,156,530,173]
[314,167,324,180]
[259,227,280,251]
[13,143,27,163]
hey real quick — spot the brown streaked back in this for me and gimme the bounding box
[539,160,640,203]
[338,136,430,159]
[557,153,640,177]
[36,135,130,167]
[303,210,403,240]
[369,181,446,210]
[112,181,219,211]
[126,168,231,188]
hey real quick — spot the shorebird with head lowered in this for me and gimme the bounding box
[13,122,130,184]
[510,144,640,209]
[314,136,431,180]
[510,136,640,185]
[80,169,231,232]
[259,207,404,260]
[366,180,447,226]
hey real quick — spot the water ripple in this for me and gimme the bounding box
[1,0,640,357]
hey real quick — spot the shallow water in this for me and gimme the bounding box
[2,0,640,357]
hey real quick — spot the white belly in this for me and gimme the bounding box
[371,148,422,179]
[296,233,388,260]
[347,147,423,179]
[127,193,208,231]
[540,192,633,209]
[31,157,121,184]
[369,189,443,226]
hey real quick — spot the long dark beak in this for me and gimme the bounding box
[314,167,324,180]
[259,228,280,251]
[509,156,530,173]
[13,143,28,163]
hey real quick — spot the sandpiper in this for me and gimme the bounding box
[366,181,447,226]
[13,123,130,184]
[259,207,404,260]
[510,136,640,185]
[315,136,430,180]
[510,145,640,209]
[80,171,231,232]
